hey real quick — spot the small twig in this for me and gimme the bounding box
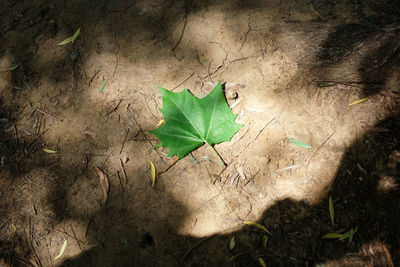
[232,127,249,145]
[44,242,53,267]
[213,174,230,202]
[150,93,161,113]
[208,144,226,167]
[207,60,214,85]
[213,165,228,184]
[316,80,381,87]
[117,171,124,192]
[243,118,276,152]
[240,187,263,207]
[119,158,128,183]
[203,54,228,81]
[14,258,33,267]
[212,177,231,204]
[75,155,89,178]
[24,75,32,90]
[158,158,179,176]
[27,218,42,267]
[279,164,301,172]
[29,103,62,122]
[227,252,245,262]
[184,218,198,241]
[119,128,129,154]
[310,3,328,21]
[228,55,258,65]
[243,196,252,219]
[26,129,48,152]
[88,68,101,86]
[69,224,85,253]
[44,152,113,157]
[240,21,251,50]
[106,99,122,116]
[112,35,120,78]
[171,72,194,92]
[171,3,189,57]
[33,110,44,134]
[14,124,19,148]
[46,227,87,245]
[127,105,166,164]
[243,169,260,187]
[141,95,159,120]
[182,235,215,260]
[84,218,90,238]
[24,176,42,186]
[0,219,10,232]
[196,184,225,211]
[305,131,335,166]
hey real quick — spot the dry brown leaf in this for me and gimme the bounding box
[95,166,109,204]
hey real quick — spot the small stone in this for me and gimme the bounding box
[226,91,238,100]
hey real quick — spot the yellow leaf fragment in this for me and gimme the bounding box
[243,221,271,235]
[157,119,165,126]
[72,27,81,42]
[339,227,358,241]
[229,236,235,250]
[263,234,268,248]
[54,240,67,260]
[8,64,19,71]
[348,97,369,106]
[11,224,16,237]
[58,28,81,45]
[43,148,57,153]
[150,161,156,187]
[258,257,267,267]
[329,195,334,227]
[322,232,343,239]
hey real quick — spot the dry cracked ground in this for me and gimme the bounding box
[0,0,399,266]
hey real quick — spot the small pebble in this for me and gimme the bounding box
[226,91,238,100]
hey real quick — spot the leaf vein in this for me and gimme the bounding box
[205,94,218,141]
[167,93,205,142]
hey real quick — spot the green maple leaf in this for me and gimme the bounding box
[149,81,242,159]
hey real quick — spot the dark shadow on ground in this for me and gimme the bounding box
[57,111,400,266]
[59,2,400,266]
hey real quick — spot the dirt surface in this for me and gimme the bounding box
[0,0,400,266]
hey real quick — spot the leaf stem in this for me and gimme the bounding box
[208,144,226,167]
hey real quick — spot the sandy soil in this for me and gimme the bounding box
[0,0,399,266]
